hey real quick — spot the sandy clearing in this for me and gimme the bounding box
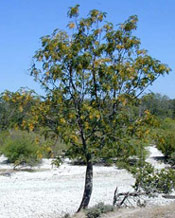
[0,160,134,218]
[0,146,174,218]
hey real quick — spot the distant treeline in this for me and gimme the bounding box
[140,93,175,119]
[0,91,175,132]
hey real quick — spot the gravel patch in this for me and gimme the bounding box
[0,146,174,218]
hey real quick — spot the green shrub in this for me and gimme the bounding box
[153,118,175,161]
[97,203,114,214]
[1,130,41,167]
[156,169,175,193]
[86,207,101,218]
[51,155,63,167]
[0,131,9,154]
[160,118,175,131]
[155,131,175,160]
[133,162,155,193]
[133,162,175,194]
[85,202,114,218]
[0,129,67,160]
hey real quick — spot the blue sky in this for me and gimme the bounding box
[0,0,174,98]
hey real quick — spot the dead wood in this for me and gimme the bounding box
[162,195,175,199]
[113,187,155,208]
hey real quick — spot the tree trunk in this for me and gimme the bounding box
[77,159,93,212]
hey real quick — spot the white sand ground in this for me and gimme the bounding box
[0,146,174,218]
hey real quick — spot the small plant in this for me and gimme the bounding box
[133,162,175,194]
[85,202,114,218]
[153,118,175,163]
[51,155,63,167]
[155,168,175,193]
[86,207,101,218]
[1,130,41,168]
[61,213,71,218]
[98,203,114,214]
[156,132,175,159]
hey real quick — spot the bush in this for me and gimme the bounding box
[85,202,114,218]
[160,118,175,131]
[1,130,41,167]
[156,132,175,159]
[86,207,101,218]
[133,162,175,194]
[153,118,175,162]
[156,169,175,193]
[51,155,63,167]
[0,131,9,154]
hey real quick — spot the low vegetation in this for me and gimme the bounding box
[133,162,175,194]
[85,203,114,218]
[0,130,41,168]
[155,118,175,164]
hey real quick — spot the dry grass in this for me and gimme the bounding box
[101,203,175,218]
[72,212,86,218]
[66,203,175,218]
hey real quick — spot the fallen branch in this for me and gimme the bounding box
[0,170,13,177]
[162,194,175,199]
[113,187,150,208]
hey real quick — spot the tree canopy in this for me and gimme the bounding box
[0,88,39,131]
[28,5,170,211]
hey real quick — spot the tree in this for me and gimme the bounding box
[30,5,170,211]
[170,98,175,119]
[0,88,39,131]
[140,93,173,118]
